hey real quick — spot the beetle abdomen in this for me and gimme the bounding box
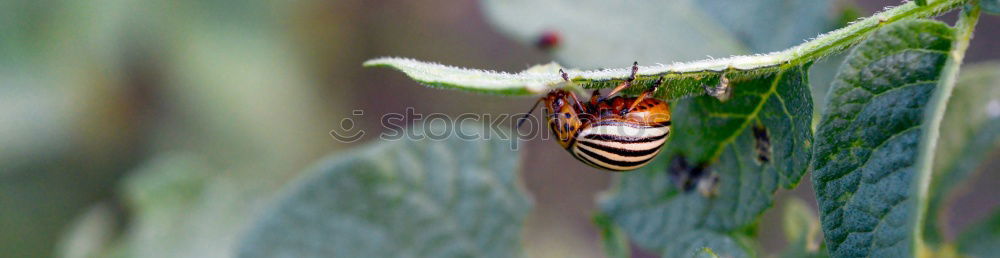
[570,120,670,171]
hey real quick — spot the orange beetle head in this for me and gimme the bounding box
[542,90,585,149]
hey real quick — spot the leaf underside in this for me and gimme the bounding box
[236,124,531,258]
[667,65,814,188]
[365,56,764,101]
[599,61,813,256]
[367,0,965,100]
[810,20,955,257]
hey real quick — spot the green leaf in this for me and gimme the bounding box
[594,213,630,258]
[783,198,818,247]
[363,56,746,100]
[924,62,1000,244]
[597,131,773,255]
[983,0,1000,14]
[810,14,980,256]
[237,124,532,258]
[56,204,118,258]
[662,231,752,258]
[956,208,1000,257]
[367,0,965,96]
[599,63,812,256]
[910,4,982,252]
[105,153,277,258]
[363,59,568,96]
[600,126,779,257]
[694,247,720,258]
[779,198,827,258]
[666,65,814,187]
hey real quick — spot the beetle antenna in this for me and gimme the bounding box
[517,98,544,129]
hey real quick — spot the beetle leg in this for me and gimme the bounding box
[567,91,586,112]
[607,61,639,97]
[589,90,601,105]
[517,98,545,129]
[626,91,649,113]
[625,76,663,113]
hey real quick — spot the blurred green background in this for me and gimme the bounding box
[1,0,996,257]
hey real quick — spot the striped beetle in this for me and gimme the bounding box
[520,62,671,171]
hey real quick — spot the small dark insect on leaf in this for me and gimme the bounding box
[536,30,561,50]
[668,155,712,194]
[696,173,720,197]
[702,74,733,101]
[752,124,771,164]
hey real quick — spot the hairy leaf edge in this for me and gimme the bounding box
[911,2,981,255]
[364,0,966,95]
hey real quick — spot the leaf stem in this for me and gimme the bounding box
[640,0,968,74]
[911,1,980,255]
[365,0,970,96]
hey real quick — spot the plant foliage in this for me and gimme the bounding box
[237,124,531,258]
[227,1,998,258]
[356,1,1000,257]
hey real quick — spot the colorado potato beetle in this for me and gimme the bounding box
[520,62,672,171]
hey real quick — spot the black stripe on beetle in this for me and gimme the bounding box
[580,131,669,143]
[523,62,672,171]
[576,147,655,168]
[577,140,662,157]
